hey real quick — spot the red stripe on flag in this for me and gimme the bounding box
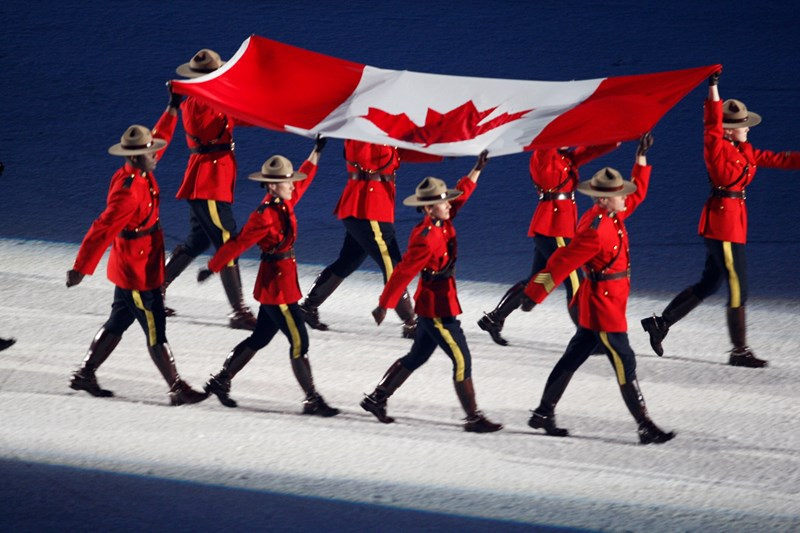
[172,36,366,131]
[527,64,721,150]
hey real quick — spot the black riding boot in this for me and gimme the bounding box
[477,281,526,346]
[0,337,16,352]
[162,245,195,316]
[641,287,702,356]
[454,378,503,433]
[290,356,340,417]
[528,369,573,437]
[360,359,413,423]
[395,291,417,339]
[220,264,257,331]
[620,379,675,444]
[727,306,767,368]
[148,343,207,405]
[70,328,121,397]
[205,340,258,408]
[299,267,344,331]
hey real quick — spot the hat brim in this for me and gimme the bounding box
[247,171,307,183]
[577,180,637,198]
[107,138,167,156]
[175,61,226,79]
[723,111,761,129]
[403,189,463,206]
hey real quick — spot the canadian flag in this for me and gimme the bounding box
[172,35,719,157]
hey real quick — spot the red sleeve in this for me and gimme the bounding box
[618,163,651,221]
[703,99,726,176]
[289,160,318,206]
[524,224,601,303]
[448,177,476,218]
[753,148,800,170]
[73,179,141,275]
[379,229,432,309]
[208,209,275,272]
[151,109,178,160]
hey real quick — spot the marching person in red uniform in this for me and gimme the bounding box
[66,102,207,406]
[523,134,675,445]
[161,49,257,331]
[641,72,800,368]
[478,142,619,346]
[198,137,339,417]
[361,151,503,433]
[299,140,440,338]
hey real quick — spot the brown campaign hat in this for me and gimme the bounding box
[176,49,225,78]
[577,167,637,198]
[403,177,463,206]
[248,155,307,183]
[107,125,167,156]
[722,99,762,129]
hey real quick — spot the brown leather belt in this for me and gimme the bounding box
[538,191,575,201]
[421,266,455,281]
[348,171,395,183]
[189,143,234,155]
[710,188,746,199]
[119,221,161,240]
[582,267,630,282]
[260,248,295,261]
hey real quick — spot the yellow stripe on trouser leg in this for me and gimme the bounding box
[433,318,466,382]
[600,332,626,385]
[722,241,741,308]
[280,304,302,359]
[556,237,581,304]
[208,200,234,266]
[369,220,393,278]
[132,290,157,347]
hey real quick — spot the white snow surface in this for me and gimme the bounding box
[1,238,798,531]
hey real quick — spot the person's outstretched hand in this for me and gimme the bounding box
[66,269,84,288]
[637,132,654,158]
[197,268,214,283]
[372,306,387,326]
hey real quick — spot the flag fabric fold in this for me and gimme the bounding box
[172,35,720,157]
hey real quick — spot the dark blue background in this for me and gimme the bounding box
[2,1,799,298]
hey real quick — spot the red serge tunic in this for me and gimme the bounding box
[524,164,651,332]
[72,110,177,291]
[528,144,618,238]
[207,161,317,305]
[378,177,476,318]
[175,96,242,203]
[699,99,800,244]
[334,140,442,223]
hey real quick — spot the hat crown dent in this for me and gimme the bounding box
[261,155,293,176]
[121,125,152,147]
[190,48,222,71]
[417,176,446,196]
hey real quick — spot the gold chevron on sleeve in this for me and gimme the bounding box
[533,272,555,293]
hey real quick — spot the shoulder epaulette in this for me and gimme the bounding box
[420,225,431,237]
[122,176,135,189]
[590,213,604,230]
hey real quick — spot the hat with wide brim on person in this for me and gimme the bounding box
[248,155,307,183]
[108,125,167,156]
[403,177,463,206]
[175,49,226,78]
[722,99,762,129]
[577,167,637,198]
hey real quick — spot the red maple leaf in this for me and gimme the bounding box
[362,101,532,146]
